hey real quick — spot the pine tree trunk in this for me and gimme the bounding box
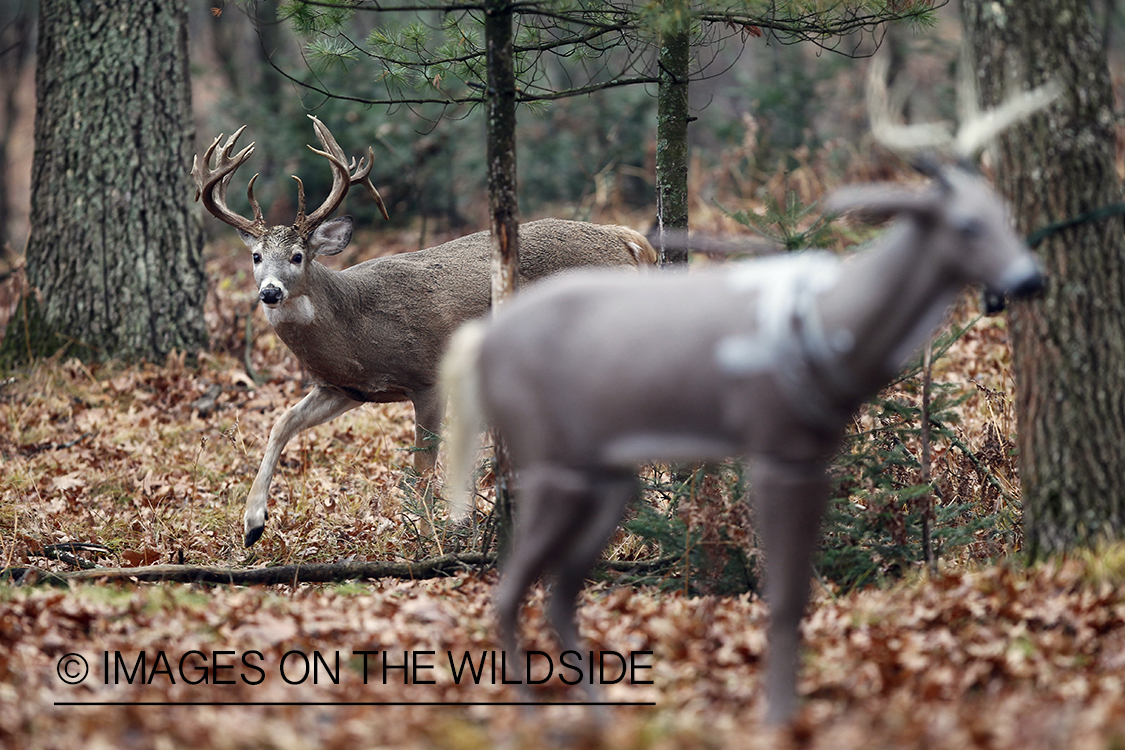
[962,0,1125,557]
[9,0,207,364]
[484,0,520,308]
[484,0,520,556]
[656,0,691,266]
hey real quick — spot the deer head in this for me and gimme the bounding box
[828,49,1059,312]
[191,115,390,311]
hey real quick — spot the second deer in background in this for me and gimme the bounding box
[192,115,655,548]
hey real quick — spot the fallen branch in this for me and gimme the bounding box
[5,552,495,587]
[3,551,688,588]
[37,542,109,570]
[601,554,683,573]
[18,431,96,456]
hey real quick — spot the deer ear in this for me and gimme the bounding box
[238,229,259,247]
[309,216,354,256]
[823,185,940,223]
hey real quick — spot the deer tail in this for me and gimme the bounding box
[440,318,490,519]
[614,226,658,266]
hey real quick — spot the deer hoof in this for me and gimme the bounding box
[245,523,265,548]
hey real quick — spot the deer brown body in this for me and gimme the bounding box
[192,117,654,547]
[257,217,652,411]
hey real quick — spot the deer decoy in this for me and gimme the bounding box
[192,115,655,547]
[441,55,1058,722]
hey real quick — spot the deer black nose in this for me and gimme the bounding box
[1009,270,1046,299]
[260,285,283,305]
[983,262,1046,314]
[982,289,1006,315]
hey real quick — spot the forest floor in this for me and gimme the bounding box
[3,229,1125,749]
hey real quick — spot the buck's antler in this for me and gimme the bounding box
[193,117,390,239]
[191,127,267,238]
[867,47,1062,160]
[293,115,389,238]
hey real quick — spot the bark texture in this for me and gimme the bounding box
[484,0,520,555]
[963,0,1125,557]
[14,0,207,363]
[0,2,35,252]
[656,0,691,267]
[484,0,520,308]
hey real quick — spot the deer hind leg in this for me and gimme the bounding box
[494,466,605,678]
[545,470,637,656]
[751,456,830,724]
[244,386,360,547]
[545,469,636,710]
[410,386,444,473]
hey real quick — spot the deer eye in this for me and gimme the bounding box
[290,253,303,265]
[956,218,985,240]
[251,252,262,264]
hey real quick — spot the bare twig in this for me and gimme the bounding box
[919,338,935,574]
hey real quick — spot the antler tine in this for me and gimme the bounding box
[295,115,390,235]
[866,51,954,156]
[310,114,348,162]
[292,175,308,230]
[952,78,1062,159]
[955,43,980,133]
[866,45,1062,163]
[294,116,356,235]
[951,42,1063,159]
[191,126,266,237]
[355,145,390,221]
[246,173,265,228]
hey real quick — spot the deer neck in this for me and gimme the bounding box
[263,260,340,331]
[263,261,373,390]
[816,221,958,398]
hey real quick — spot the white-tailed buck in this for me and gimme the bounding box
[442,56,1058,722]
[192,115,655,547]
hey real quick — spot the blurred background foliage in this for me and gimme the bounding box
[5,0,1125,249]
[181,1,944,239]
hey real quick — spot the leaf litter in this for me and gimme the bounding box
[1,238,1124,748]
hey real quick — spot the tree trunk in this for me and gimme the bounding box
[6,0,207,365]
[962,0,1125,557]
[483,0,520,556]
[0,1,35,254]
[656,0,691,266]
[484,0,520,307]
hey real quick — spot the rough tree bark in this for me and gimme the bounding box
[4,0,208,365]
[484,0,520,307]
[962,0,1125,557]
[656,0,691,266]
[0,1,35,253]
[484,0,520,554]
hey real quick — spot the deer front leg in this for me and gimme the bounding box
[410,386,444,473]
[244,385,360,547]
[751,456,830,724]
